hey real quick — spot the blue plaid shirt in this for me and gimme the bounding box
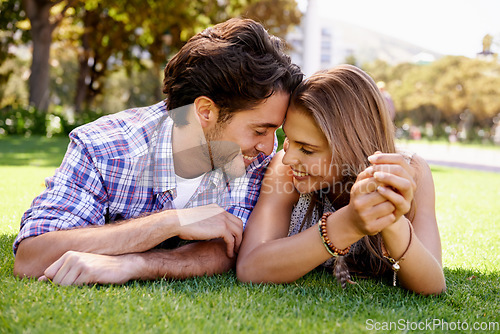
[14,101,275,254]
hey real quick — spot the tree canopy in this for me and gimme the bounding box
[1,0,301,111]
[364,54,500,139]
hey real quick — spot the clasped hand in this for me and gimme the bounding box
[349,152,416,236]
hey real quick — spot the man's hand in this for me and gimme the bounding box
[175,204,243,258]
[39,251,137,286]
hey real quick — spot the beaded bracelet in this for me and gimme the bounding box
[382,218,413,286]
[318,212,351,257]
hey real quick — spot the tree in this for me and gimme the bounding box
[242,0,301,39]
[72,0,221,111]
[367,55,500,135]
[344,54,357,66]
[72,0,303,111]
[15,0,302,112]
[22,0,76,111]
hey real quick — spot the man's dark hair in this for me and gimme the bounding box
[163,18,303,126]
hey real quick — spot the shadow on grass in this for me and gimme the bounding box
[0,136,69,167]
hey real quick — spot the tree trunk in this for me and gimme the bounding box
[23,0,54,111]
[75,8,102,112]
[74,19,91,113]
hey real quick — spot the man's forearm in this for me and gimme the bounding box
[37,239,235,285]
[132,239,235,280]
[14,210,180,278]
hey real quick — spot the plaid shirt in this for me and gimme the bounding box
[14,101,276,254]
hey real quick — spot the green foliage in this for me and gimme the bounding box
[1,0,302,113]
[0,0,30,103]
[364,56,500,142]
[0,105,47,136]
[0,55,30,108]
[5,0,500,144]
[0,105,106,137]
[242,0,302,39]
[344,54,358,66]
[65,0,302,111]
[276,127,285,150]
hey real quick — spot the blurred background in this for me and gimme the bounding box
[1,0,499,145]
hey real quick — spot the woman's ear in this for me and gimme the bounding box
[194,96,219,129]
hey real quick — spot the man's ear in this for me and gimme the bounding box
[194,96,219,129]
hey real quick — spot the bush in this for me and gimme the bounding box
[0,105,46,136]
[0,105,108,137]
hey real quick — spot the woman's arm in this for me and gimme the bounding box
[237,152,364,283]
[369,153,446,295]
[238,150,446,293]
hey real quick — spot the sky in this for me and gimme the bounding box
[297,0,500,58]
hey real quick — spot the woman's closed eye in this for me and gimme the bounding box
[300,147,314,155]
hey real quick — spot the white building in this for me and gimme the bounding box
[287,0,438,76]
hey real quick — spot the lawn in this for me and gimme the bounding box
[0,136,499,333]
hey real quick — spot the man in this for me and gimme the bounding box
[13,18,303,285]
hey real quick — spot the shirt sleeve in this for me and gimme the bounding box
[13,137,109,255]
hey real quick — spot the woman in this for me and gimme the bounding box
[236,65,446,295]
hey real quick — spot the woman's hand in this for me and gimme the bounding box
[347,152,416,236]
[348,167,397,236]
[368,152,416,222]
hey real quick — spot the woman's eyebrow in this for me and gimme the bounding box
[294,140,320,148]
[282,126,320,148]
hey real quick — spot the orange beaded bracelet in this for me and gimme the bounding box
[318,212,351,257]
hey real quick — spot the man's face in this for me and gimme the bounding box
[208,91,289,168]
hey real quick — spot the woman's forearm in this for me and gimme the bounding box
[237,226,328,283]
[237,208,362,283]
[381,218,446,295]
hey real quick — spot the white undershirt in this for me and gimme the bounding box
[173,173,206,209]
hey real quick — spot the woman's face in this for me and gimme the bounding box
[282,106,337,194]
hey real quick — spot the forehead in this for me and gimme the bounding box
[283,106,329,146]
[230,91,289,127]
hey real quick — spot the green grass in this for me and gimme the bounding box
[0,136,499,333]
[0,136,69,235]
[0,135,70,167]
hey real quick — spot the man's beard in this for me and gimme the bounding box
[204,123,245,179]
